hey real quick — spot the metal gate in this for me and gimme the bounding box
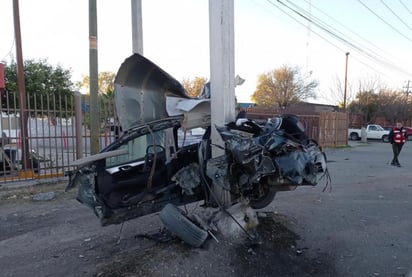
[0,92,349,183]
[0,91,120,183]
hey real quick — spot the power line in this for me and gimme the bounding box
[1,38,15,62]
[271,0,412,77]
[357,0,412,43]
[398,0,412,15]
[265,0,388,77]
[286,0,402,73]
[302,0,398,61]
[264,0,345,52]
[380,0,412,32]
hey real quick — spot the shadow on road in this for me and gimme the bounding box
[94,213,336,277]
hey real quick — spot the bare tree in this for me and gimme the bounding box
[347,75,410,125]
[324,75,354,108]
[378,89,409,124]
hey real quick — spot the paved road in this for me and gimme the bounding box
[0,140,411,276]
[272,141,412,277]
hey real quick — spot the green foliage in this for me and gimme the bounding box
[76,72,116,130]
[77,71,116,96]
[4,59,74,116]
[251,66,318,107]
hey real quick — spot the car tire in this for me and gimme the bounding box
[159,203,208,248]
[350,133,359,140]
[408,135,412,141]
[250,190,276,209]
[382,135,389,143]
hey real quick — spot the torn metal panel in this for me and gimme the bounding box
[172,163,201,195]
[114,53,191,130]
[166,96,211,130]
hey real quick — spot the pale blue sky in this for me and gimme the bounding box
[1,0,411,104]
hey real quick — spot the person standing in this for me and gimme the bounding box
[389,122,407,167]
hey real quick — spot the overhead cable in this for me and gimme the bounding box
[287,0,398,73]
[398,0,412,15]
[1,38,15,62]
[302,0,398,63]
[265,0,388,77]
[380,0,412,32]
[271,0,412,77]
[357,0,412,43]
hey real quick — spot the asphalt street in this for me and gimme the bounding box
[271,140,412,277]
[0,140,411,276]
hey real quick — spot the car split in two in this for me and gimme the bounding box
[66,53,328,247]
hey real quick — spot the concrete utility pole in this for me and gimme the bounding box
[405,81,411,126]
[131,0,143,55]
[209,0,235,157]
[343,52,349,111]
[89,0,100,154]
[404,80,411,99]
[12,0,30,170]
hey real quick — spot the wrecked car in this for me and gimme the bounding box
[67,53,328,247]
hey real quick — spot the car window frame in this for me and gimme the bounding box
[105,129,166,168]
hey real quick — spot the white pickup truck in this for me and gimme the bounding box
[348,124,390,142]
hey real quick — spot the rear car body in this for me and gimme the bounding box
[67,53,327,228]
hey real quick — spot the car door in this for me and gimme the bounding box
[367,125,380,139]
[96,128,169,209]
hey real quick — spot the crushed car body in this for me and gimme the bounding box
[67,53,328,246]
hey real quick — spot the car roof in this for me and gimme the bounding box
[114,54,191,131]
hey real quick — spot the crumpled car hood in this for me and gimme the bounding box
[114,53,191,131]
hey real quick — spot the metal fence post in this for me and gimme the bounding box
[75,91,83,159]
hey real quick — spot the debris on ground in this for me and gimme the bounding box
[32,191,56,201]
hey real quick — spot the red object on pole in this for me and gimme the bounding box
[0,63,5,89]
[62,131,67,149]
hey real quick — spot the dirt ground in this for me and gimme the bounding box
[0,184,334,277]
[1,141,412,276]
